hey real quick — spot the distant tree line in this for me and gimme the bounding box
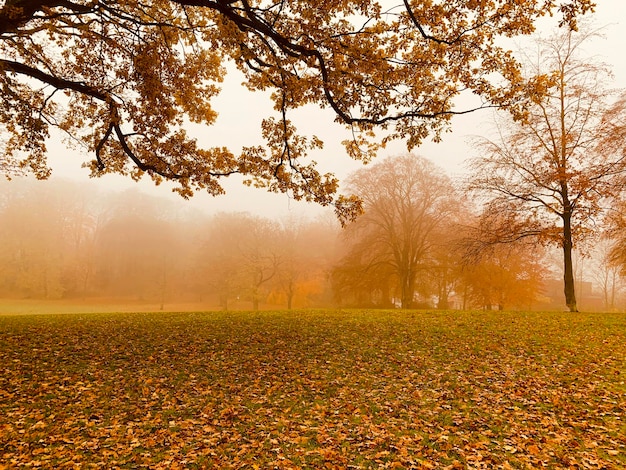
[0,179,342,309]
[0,164,591,311]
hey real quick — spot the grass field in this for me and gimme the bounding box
[1,310,625,469]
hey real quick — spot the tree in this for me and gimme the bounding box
[94,190,183,303]
[590,238,623,311]
[196,212,247,310]
[0,180,211,303]
[468,27,626,312]
[423,222,467,310]
[241,217,280,310]
[0,179,100,299]
[459,239,547,311]
[599,93,626,308]
[198,212,279,310]
[271,217,338,309]
[331,248,396,308]
[0,0,593,219]
[0,180,66,298]
[339,154,458,308]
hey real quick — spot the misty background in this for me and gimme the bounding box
[0,167,620,313]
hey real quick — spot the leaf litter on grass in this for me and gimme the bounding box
[0,310,625,468]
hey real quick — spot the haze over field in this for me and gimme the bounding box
[3,2,626,312]
[0,155,623,313]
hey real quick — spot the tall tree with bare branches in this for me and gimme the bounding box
[340,154,458,308]
[468,27,626,312]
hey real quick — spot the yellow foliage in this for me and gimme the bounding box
[0,0,594,219]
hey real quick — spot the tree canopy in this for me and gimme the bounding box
[0,0,594,218]
[336,154,458,308]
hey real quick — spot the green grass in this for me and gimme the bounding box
[1,310,625,468]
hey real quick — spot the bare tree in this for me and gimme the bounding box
[468,27,626,312]
[243,218,280,311]
[424,222,468,309]
[0,179,104,299]
[590,240,623,311]
[340,154,458,308]
[94,194,181,303]
[272,217,338,309]
[199,212,279,310]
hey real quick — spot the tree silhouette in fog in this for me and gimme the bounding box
[337,154,458,308]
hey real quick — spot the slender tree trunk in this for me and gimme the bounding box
[610,270,616,311]
[286,279,294,310]
[562,212,578,312]
[437,275,449,309]
[159,255,167,311]
[381,283,391,308]
[81,264,91,301]
[462,284,468,311]
[400,269,414,309]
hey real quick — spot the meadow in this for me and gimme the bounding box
[1,310,624,469]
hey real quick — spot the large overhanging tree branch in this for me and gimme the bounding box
[0,0,594,221]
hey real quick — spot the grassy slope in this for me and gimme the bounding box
[0,310,624,469]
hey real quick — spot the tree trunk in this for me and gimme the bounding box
[610,270,616,311]
[562,212,578,312]
[437,277,449,309]
[400,270,414,309]
[462,285,468,310]
[286,280,294,310]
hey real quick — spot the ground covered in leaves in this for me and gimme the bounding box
[1,310,625,469]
